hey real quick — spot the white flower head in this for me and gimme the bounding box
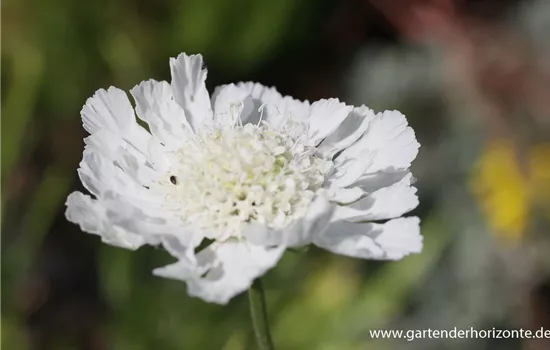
[66,53,422,304]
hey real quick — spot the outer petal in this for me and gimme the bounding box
[352,170,412,193]
[67,189,198,252]
[306,99,353,146]
[153,240,285,304]
[318,106,373,158]
[160,232,205,261]
[284,194,335,247]
[211,82,310,129]
[65,192,146,250]
[242,194,335,248]
[326,169,412,207]
[212,83,261,126]
[100,192,185,238]
[74,145,199,249]
[331,173,418,222]
[80,87,151,153]
[327,187,366,204]
[77,147,157,202]
[77,148,130,198]
[130,80,192,148]
[170,53,213,132]
[314,217,422,260]
[332,110,420,187]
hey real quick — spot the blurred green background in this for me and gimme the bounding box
[3,0,550,349]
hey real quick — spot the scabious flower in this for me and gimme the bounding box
[66,53,422,304]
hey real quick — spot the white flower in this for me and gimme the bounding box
[66,53,422,304]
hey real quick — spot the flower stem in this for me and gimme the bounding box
[248,278,275,350]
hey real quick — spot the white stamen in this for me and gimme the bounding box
[154,122,331,239]
[257,104,266,126]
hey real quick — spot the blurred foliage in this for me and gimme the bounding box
[3,0,550,349]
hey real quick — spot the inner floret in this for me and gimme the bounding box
[157,123,331,240]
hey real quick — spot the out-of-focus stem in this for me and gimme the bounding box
[248,278,275,350]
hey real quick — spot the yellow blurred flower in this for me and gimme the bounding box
[472,141,550,242]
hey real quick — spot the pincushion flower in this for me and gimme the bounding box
[66,53,422,305]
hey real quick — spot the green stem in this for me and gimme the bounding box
[248,278,275,350]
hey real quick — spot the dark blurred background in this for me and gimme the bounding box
[2,0,550,349]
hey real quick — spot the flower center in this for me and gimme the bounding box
[158,123,331,240]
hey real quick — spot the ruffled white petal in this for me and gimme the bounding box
[351,170,412,193]
[326,186,365,204]
[170,53,213,132]
[240,222,281,247]
[130,80,192,148]
[318,105,373,158]
[65,192,146,250]
[75,143,198,249]
[80,87,151,153]
[160,233,205,261]
[242,194,335,248]
[77,149,128,198]
[67,186,198,252]
[212,83,260,126]
[331,172,418,222]
[212,82,310,129]
[331,110,420,187]
[314,217,422,260]
[77,147,156,201]
[99,192,184,238]
[285,194,335,247]
[326,170,412,206]
[153,240,285,304]
[306,99,353,146]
